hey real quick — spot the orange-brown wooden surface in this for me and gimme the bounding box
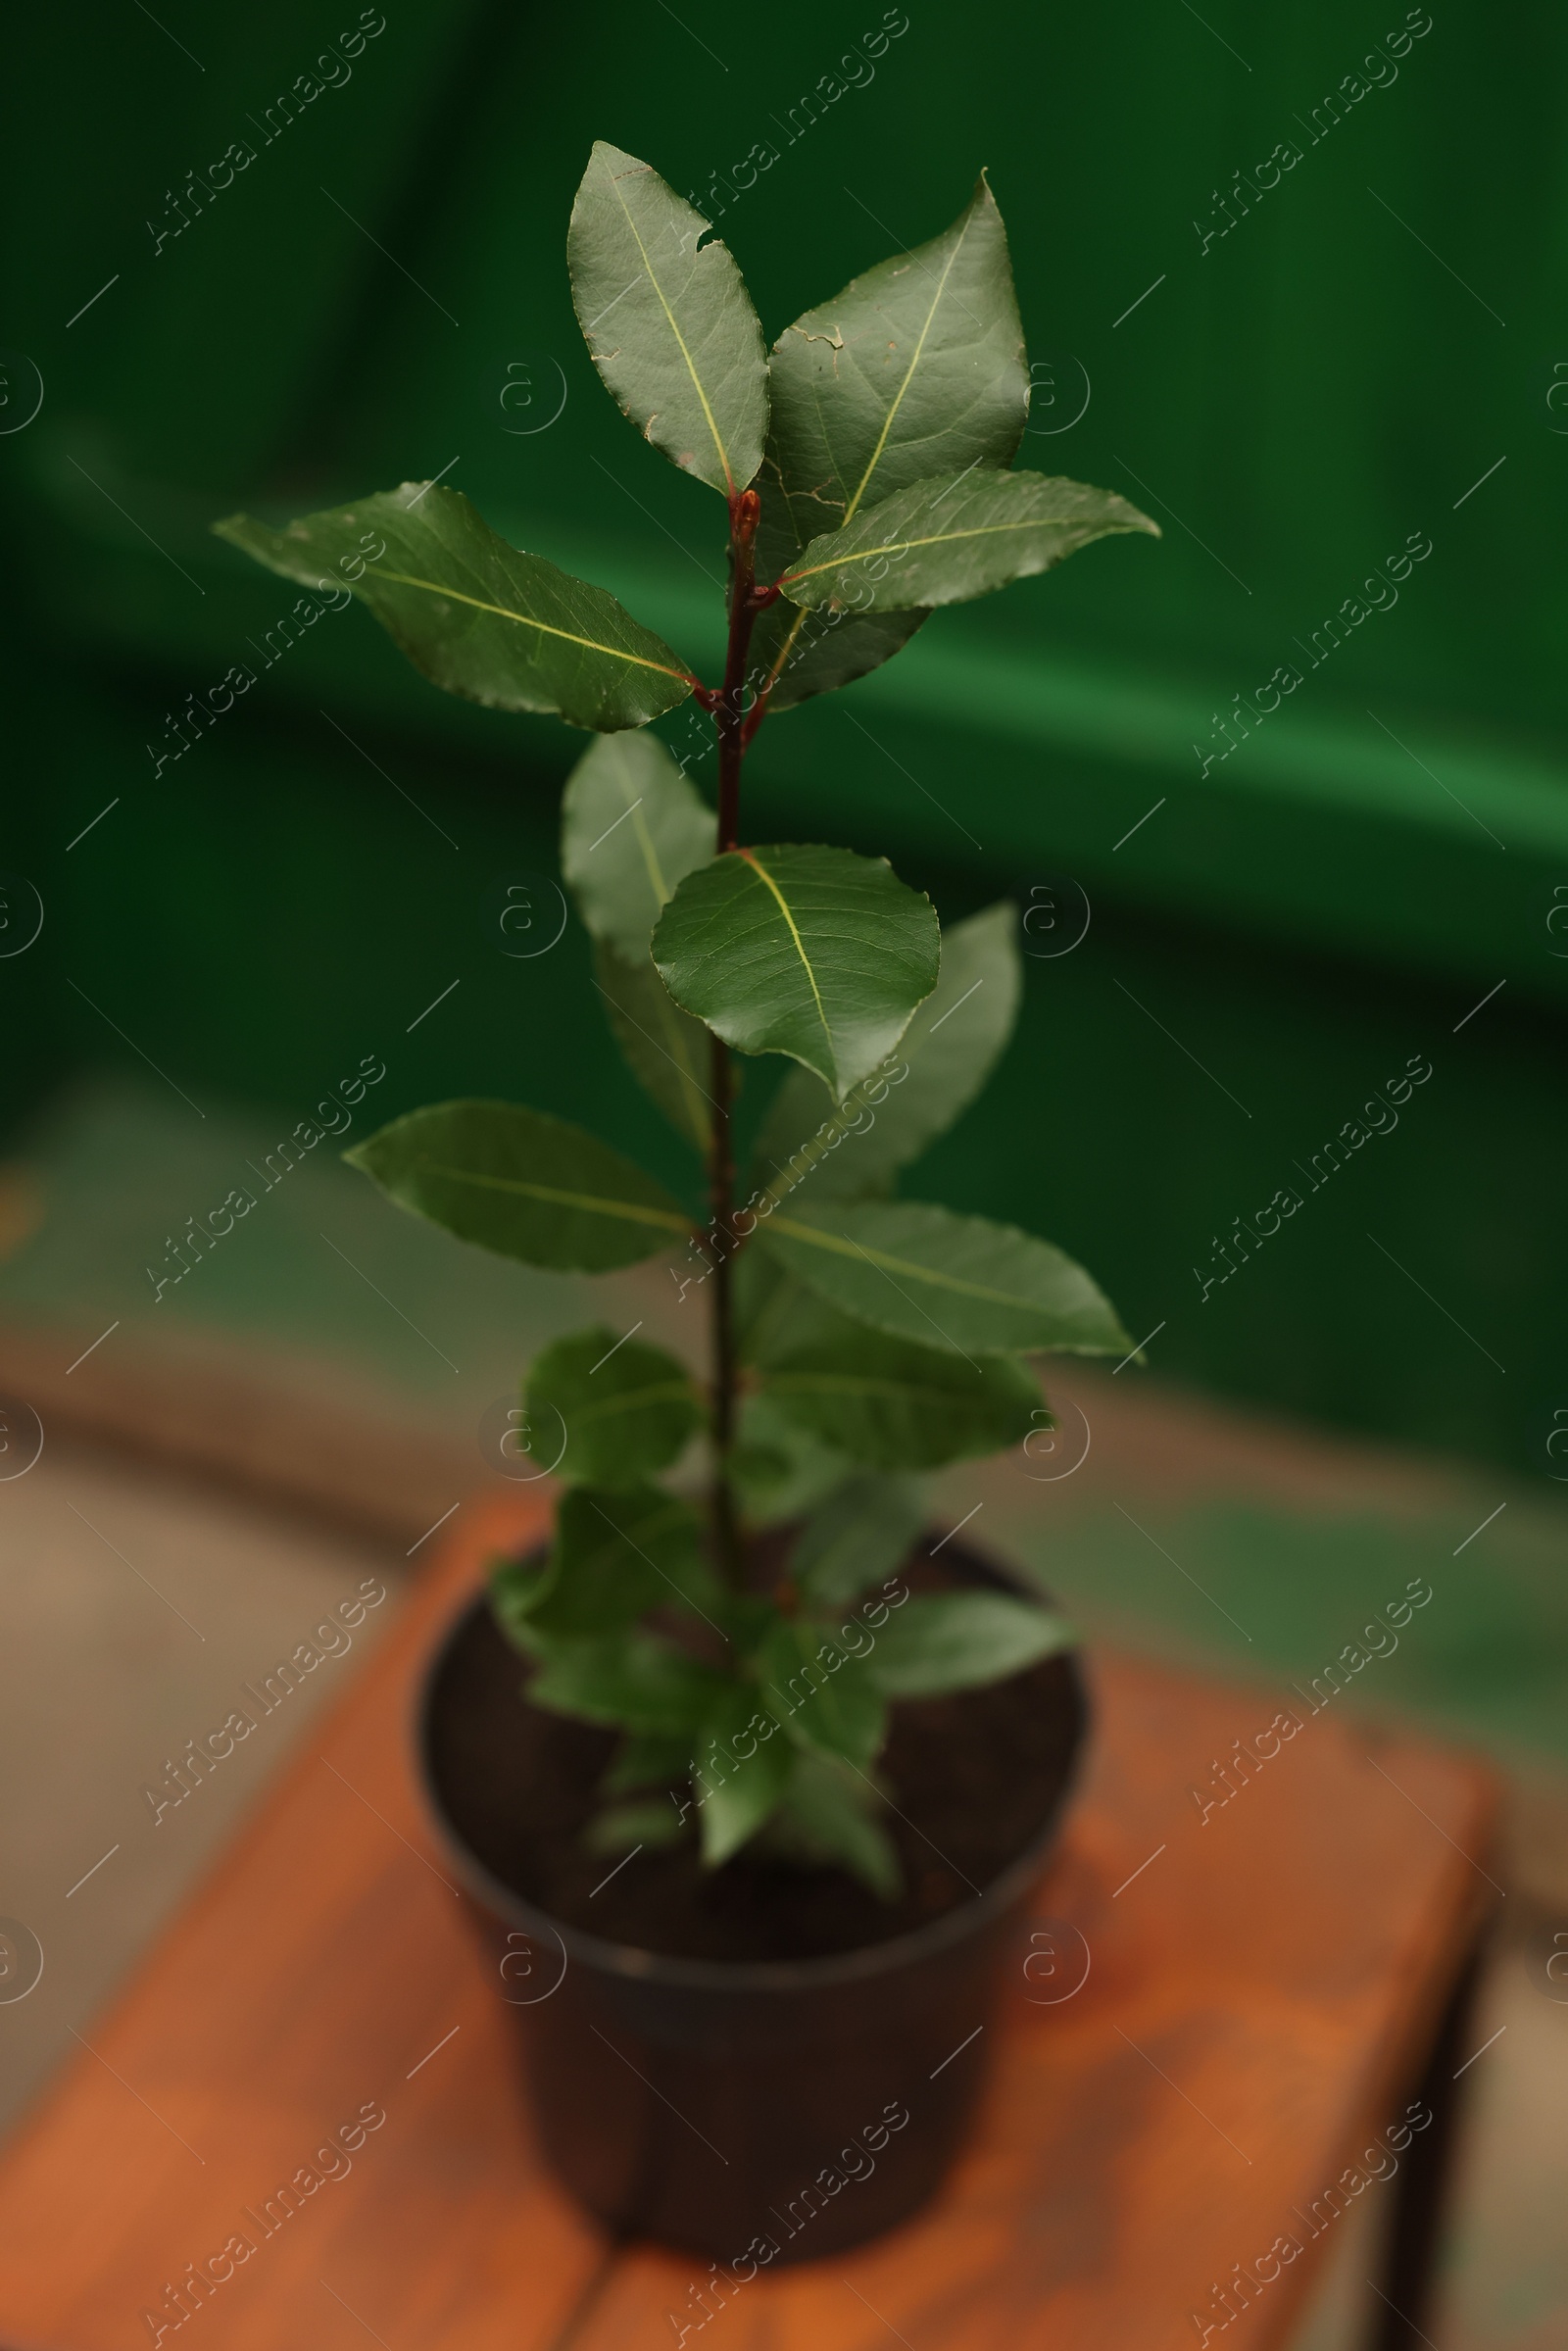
[0,1494,1497,2351]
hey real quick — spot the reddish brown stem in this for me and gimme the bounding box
[707,487,765,1588]
[715,489,761,849]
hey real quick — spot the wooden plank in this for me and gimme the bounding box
[0,1496,1497,2351]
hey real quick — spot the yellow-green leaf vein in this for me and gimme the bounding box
[373,565,692,681]
[767,1213,1028,1309]
[599,154,735,493]
[781,517,1046,587]
[736,849,833,1051]
[424,1161,690,1234]
[842,211,975,528]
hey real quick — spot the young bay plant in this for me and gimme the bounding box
[216,144,1157,1896]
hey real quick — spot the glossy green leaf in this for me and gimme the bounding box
[527,1483,719,1639]
[754,903,1022,1205]
[568,140,768,496]
[771,1751,900,1898]
[746,604,927,718]
[760,1200,1136,1356]
[789,1474,923,1605]
[593,942,716,1153]
[694,1685,794,1865]
[865,1592,1074,1696]
[759,1306,1045,1471]
[561,732,715,960]
[585,1798,688,1854]
[751,174,1026,713]
[755,1617,887,1769]
[525,1327,701,1488]
[762,173,1028,562]
[653,844,939,1102]
[527,1630,727,1736]
[214,484,692,732]
[346,1101,690,1273]
[781,469,1158,614]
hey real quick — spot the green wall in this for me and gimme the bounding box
[4,0,1565,1478]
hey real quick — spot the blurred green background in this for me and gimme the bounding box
[4,0,1564,1480]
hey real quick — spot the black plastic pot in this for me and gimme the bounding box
[417,1545,1087,2265]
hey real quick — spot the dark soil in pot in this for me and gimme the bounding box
[419,1536,1087,2263]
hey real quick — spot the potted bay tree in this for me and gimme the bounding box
[216,141,1156,2262]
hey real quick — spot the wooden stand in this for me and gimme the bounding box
[0,1494,1498,2350]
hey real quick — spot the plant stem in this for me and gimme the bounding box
[708,489,764,1590]
[715,488,760,853]
[709,1030,740,1585]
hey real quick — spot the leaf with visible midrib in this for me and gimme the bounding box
[759,1199,1135,1356]
[525,1328,702,1488]
[864,1593,1074,1697]
[781,470,1158,614]
[767,175,1029,553]
[751,173,1028,711]
[746,1280,1045,1472]
[214,484,693,733]
[568,141,768,496]
[754,902,1022,1204]
[652,843,940,1102]
[346,1101,691,1272]
[561,733,715,961]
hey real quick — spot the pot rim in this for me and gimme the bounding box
[414,1544,1089,1997]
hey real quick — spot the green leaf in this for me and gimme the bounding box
[693,1685,795,1865]
[756,1617,887,1770]
[561,732,714,960]
[733,1256,850,1376]
[214,484,692,732]
[865,1592,1074,1697]
[760,1200,1135,1356]
[527,1630,727,1736]
[759,1307,1045,1471]
[751,173,1027,713]
[602,1730,692,1795]
[769,1751,900,1898]
[729,1391,853,1527]
[346,1101,690,1273]
[746,605,927,718]
[568,140,768,496]
[653,844,939,1102]
[528,1484,721,1639]
[789,1474,924,1605]
[753,903,1022,1205]
[781,469,1158,615]
[593,941,716,1153]
[585,1798,688,1854]
[525,1328,701,1488]
[762,174,1028,564]
[489,1551,555,1654]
